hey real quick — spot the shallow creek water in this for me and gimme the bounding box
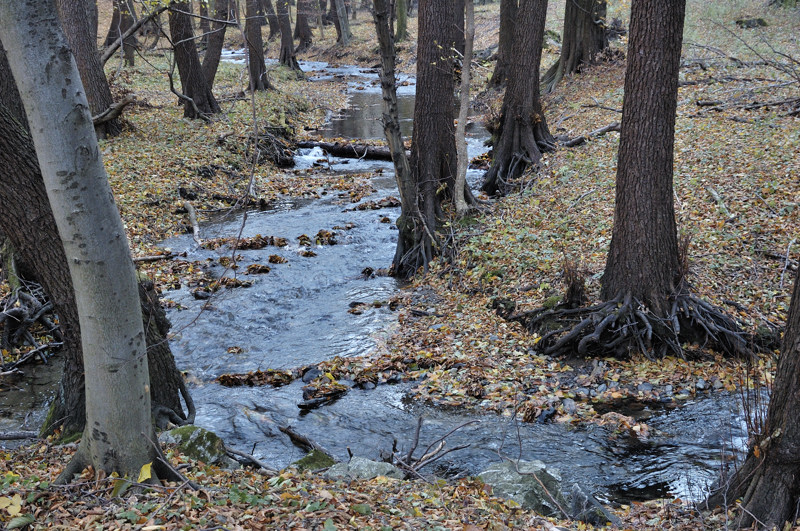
[0,59,749,504]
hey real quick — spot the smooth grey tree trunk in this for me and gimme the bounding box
[0,0,166,481]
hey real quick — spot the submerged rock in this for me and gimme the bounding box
[159,425,238,469]
[325,456,404,480]
[478,460,567,516]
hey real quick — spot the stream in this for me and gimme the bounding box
[0,59,749,505]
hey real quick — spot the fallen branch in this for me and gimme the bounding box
[0,430,38,440]
[561,122,620,148]
[133,253,179,263]
[92,95,136,125]
[296,140,407,161]
[279,425,332,456]
[225,445,278,476]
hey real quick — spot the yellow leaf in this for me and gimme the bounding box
[137,462,153,483]
[753,446,761,458]
[0,497,10,509]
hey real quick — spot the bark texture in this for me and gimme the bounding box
[295,0,314,52]
[707,268,800,528]
[482,0,555,197]
[246,0,270,90]
[277,0,301,70]
[391,0,457,278]
[542,0,608,92]
[332,0,352,44]
[202,0,230,87]
[599,0,685,312]
[488,0,516,87]
[169,2,221,119]
[55,0,121,138]
[261,0,281,40]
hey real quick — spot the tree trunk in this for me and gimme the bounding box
[202,0,230,87]
[482,0,555,197]
[246,0,270,90]
[198,0,211,47]
[453,0,465,59]
[395,0,408,41]
[332,0,352,44]
[277,0,302,71]
[169,2,221,119]
[454,0,476,214]
[391,0,457,278]
[707,268,800,529]
[295,0,314,52]
[120,0,137,66]
[261,0,281,40]
[103,0,122,46]
[55,0,121,138]
[599,0,685,314]
[488,0,516,87]
[0,43,192,441]
[542,0,608,92]
[0,0,177,483]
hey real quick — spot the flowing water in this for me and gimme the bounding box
[0,59,749,504]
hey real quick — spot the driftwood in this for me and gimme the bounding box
[0,431,38,440]
[296,140,408,161]
[279,425,332,456]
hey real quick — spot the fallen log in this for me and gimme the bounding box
[296,140,408,161]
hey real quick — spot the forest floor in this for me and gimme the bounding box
[2,0,800,529]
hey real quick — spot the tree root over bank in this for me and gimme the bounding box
[507,292,753,359]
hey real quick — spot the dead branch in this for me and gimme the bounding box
[100,5,169,64]
[561,122,620,148]
[92,95,136,125]
[133,253,179,263]
[391,418,478,479]
[224,445,278,475]
[0,430,38,440]
[279,425,332,456]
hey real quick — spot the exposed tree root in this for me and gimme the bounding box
[508,292,752,359]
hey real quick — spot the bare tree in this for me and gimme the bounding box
[0,0,181,482]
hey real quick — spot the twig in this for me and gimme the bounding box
[562,122,620,148]
[780,238,796,289]
[224,446,278,476]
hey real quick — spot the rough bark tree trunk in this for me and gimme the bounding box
[295,0,314,52]
[482,0,555,196]
[104,0,122,46]
[246,0,270,90]
[202,0,230,87]
[332,0,352,44]
[55,0,121,138]
[390,0,457,278]
[488,0,516,87]
[0,0,178,483]
[169,2,221,119]
[453,0,465,59]
[542,0,608,92]
[198,0,211,47]
[261,0,282,40]
[277,0,302,71]
[599,0,685,312]
[395,0,408,41]
[707,268,800,529]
